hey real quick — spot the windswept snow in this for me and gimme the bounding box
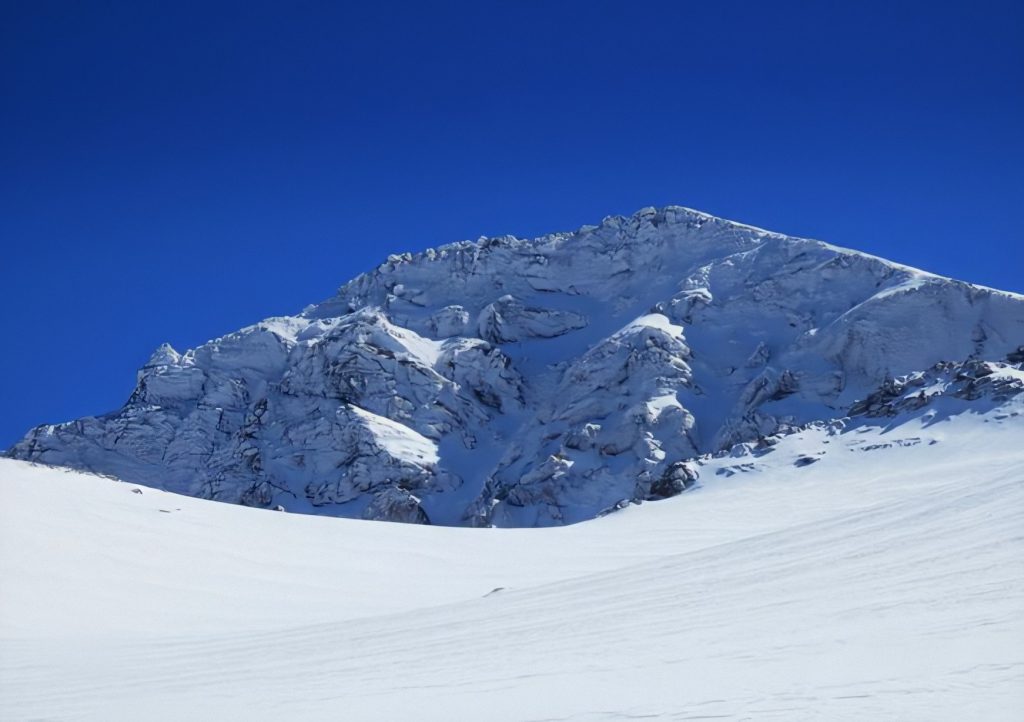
[348,405,439,466]
[616,312,685,338]
[2,394,1022,720]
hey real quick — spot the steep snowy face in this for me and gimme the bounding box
[9,206,1024,525]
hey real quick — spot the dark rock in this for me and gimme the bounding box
[647,462,698,500]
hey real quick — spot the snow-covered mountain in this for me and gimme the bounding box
[8,206,1024,525]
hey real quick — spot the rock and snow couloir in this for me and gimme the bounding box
[8,206,1024,525]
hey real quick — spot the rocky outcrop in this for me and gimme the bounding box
[362,487,430,524]
[849,360,1024,417]
[477,295,587,344]
[476,313,702,526]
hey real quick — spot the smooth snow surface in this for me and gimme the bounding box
[3,399,1022,720]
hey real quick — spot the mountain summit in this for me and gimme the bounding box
[9,206,1024,525]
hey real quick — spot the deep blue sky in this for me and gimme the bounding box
[2,1,1022,447]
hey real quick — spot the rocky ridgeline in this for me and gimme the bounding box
[708,356,1024,466]
[8,207,1024,526]
[849,357,1024,417]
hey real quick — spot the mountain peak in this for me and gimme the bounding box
[9,206,1024,526]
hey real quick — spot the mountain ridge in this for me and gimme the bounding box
[9,205,1024,525]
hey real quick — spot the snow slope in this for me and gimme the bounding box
[9,205,1024,525]
[3,392,1022,720]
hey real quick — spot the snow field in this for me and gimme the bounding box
[2,401,1022,719]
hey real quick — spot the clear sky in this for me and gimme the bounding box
[2,1,1022,448]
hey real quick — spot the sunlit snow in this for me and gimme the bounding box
[2,396,1022,720]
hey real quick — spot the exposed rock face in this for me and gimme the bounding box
[848,360,1024,417]
[362,487,430,525]
[477,295,588,344]
[8,206,1024,525]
